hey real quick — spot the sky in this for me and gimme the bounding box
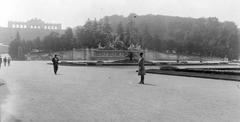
[0,0,239,28]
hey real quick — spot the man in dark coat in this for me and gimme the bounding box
[138,52,145,84]
[7,58,11,66]
[52,55,59,75]
[3,57,7,67]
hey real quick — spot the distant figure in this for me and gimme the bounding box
[7,58,11,66]
[138,52,145,84]
[177,59,180,63]
[3,57,7,67]
[52,55,59,75]
[200,59,203,63]
[0,57,2,68]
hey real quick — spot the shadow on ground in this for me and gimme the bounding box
[140,83,156,86]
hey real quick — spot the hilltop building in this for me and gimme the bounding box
[0,18,64,45]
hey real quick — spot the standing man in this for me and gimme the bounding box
[52,55,59,75]
[138,52,145,84]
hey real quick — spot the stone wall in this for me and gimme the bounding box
[55,49,139,61]
[27,48,223,61]
[143,49,222,61]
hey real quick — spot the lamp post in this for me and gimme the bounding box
[131,15,137,45]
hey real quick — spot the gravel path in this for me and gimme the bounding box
[0,61,240,122]
[0,79,8,122]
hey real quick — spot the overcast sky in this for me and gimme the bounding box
[0,0,239,28]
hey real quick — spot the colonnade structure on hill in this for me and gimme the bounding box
[8,18,62,30]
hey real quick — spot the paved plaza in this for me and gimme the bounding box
[0,61,240,122]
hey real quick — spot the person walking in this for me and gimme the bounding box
[52,55,59,75]
[7,58,11,66]
[3,57,7,67]
[138,52,145,84]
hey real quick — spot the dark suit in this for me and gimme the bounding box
[138,57,145,84]
[138,57,145,75]
[52,57,59,74]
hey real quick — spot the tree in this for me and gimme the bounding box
[152,35,162,51]
[61,27,74,50]
[102,17,112,33]
[33,37,42,50]
[42,32,60,51]
[142,25,152,49]
[117,22,124,35]
[18,14,240,60]
[9,32,24,59]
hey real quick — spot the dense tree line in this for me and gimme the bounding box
[105,14,239,59]
[9,14,240,60]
